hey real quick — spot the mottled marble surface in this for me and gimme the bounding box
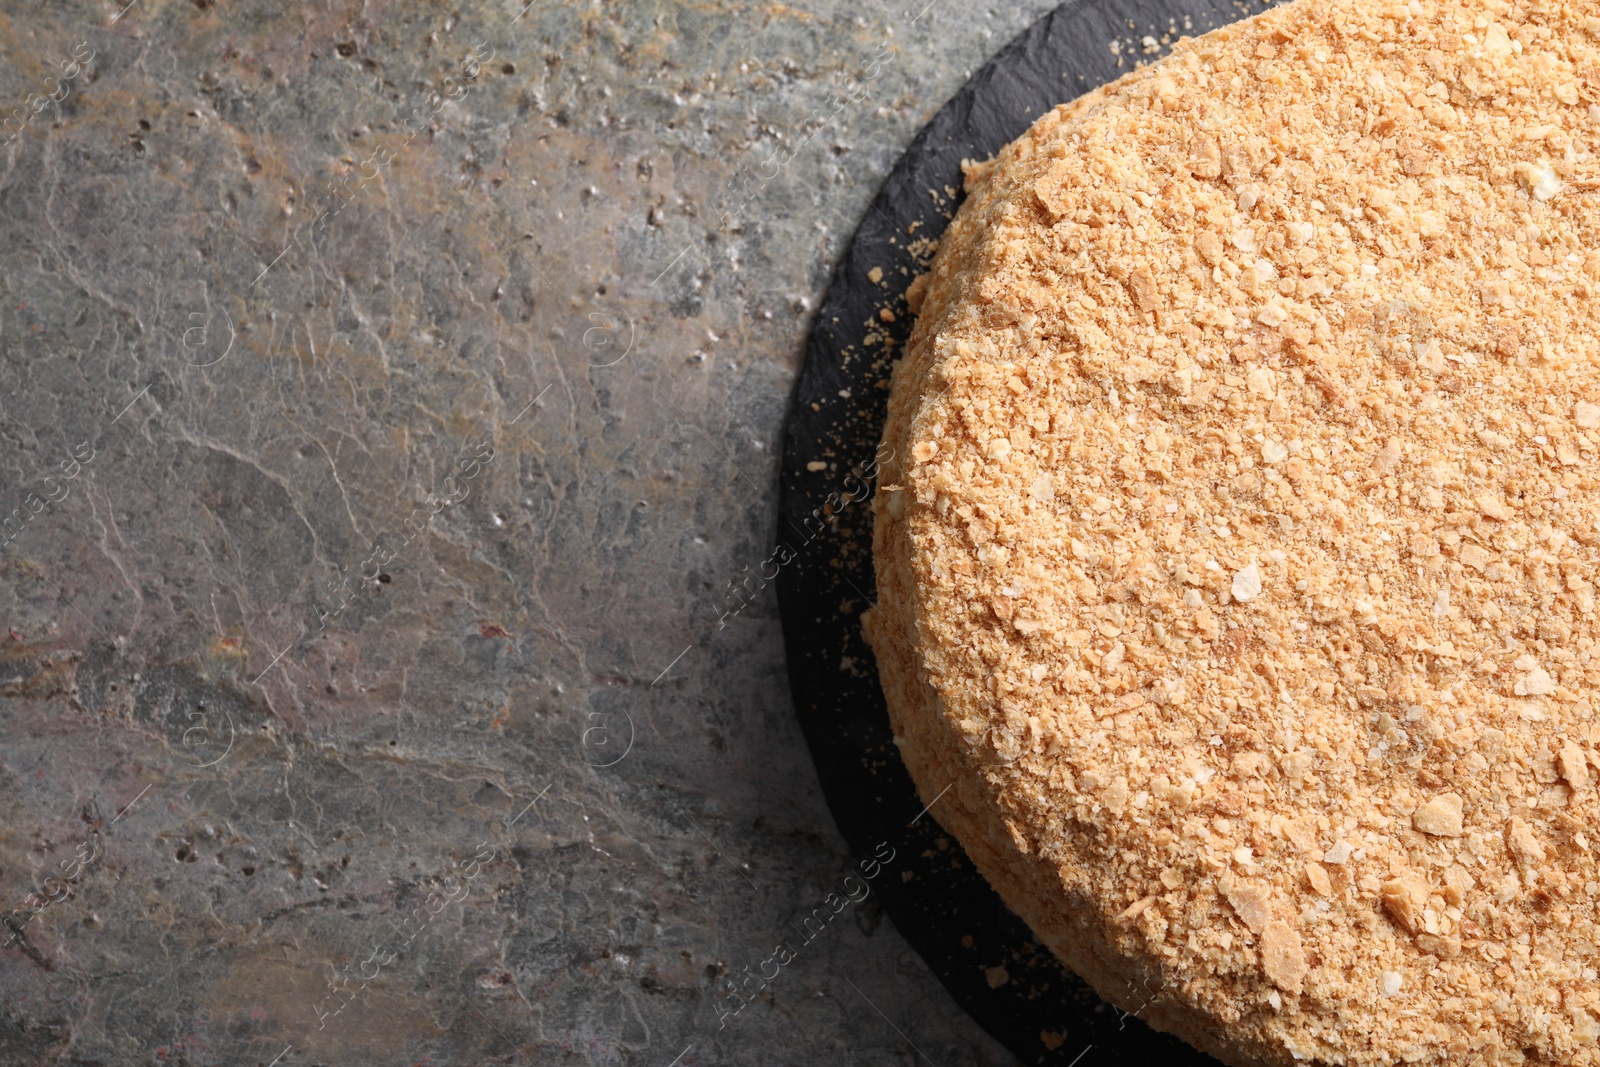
[0,0,1065,1063]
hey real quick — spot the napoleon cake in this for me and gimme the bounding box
[864,1,1600,1063]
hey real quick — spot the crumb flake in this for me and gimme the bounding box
[1118,894,1157,922]
[1559,740,1591,793]
[1260,921,1306,995]
[1515,161,1562,202]
[1412,793,1465,837]
[1225,880,1273,933]
[1231,562,1263,603]
[1514,663,1556,696]
[1381,871,1430,933]
[1507,817,1546,865]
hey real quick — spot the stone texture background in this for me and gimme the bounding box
[0,0,1063,1063]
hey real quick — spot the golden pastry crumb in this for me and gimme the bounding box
[865,0,1600,1064]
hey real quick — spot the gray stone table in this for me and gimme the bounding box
[0,0,1064,1064]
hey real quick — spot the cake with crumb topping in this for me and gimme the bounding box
[864,2,1600,1063]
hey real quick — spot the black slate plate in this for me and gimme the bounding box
[776,1,1286,1064]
